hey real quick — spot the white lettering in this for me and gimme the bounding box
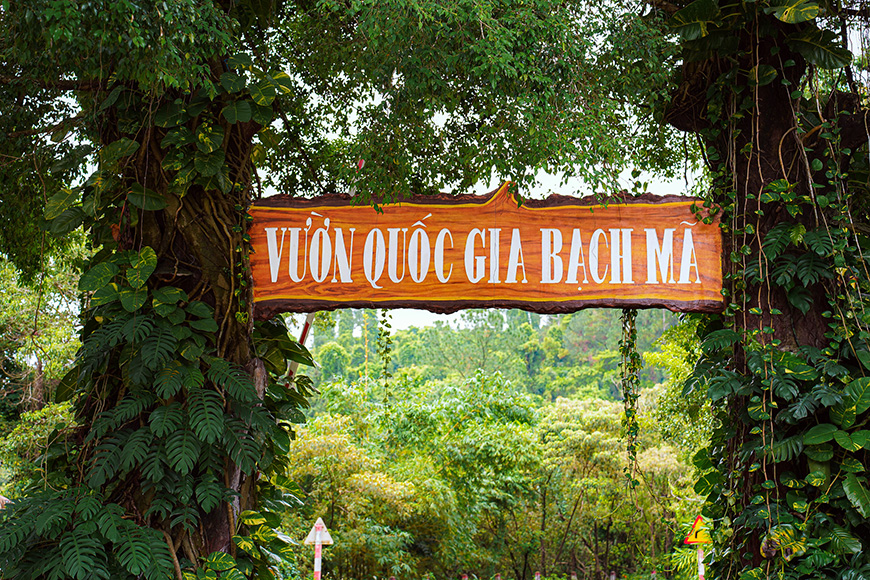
[408,228,430,283]
[541,228,563,284]
[309,219,332,283]
[589,229,609,284]
[363,229,386,289]
[505,229,527,284]
[387,228,408,283]
[645,228,675,284]
[465,228,486,283]
[265,227,286,283]
[609,228,633,284]
[678,229,701,284]
[435,229,453,283]
[488,228,501,283]
[331,228,355,283]
[565,229,589,286]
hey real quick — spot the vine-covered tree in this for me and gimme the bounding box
[0,1,679,578]
[657,0,870,577]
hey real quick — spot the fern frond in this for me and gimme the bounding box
[189,388,225,444]
[141,326,178,370]
[205,356,256,402]
[149,403,184,438]
[166,427,201,475]
[223,418,259,474]
[60,528,104,580]
[120,427,155,473]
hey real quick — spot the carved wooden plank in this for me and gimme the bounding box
[249,183,723,318]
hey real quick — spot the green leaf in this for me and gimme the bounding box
[120,286,148,312]
[99,86,123,110]
[205,551,236,572]
[92,282,121,306]
[804,423,838,444]
[195,123,226,154]
[834,430,864,451]
[101,138,140,164]
[45,187,80,220]
[189,388,225,444]
[155,360,185,398]
[845,377,870,415]
[128,183,167,211]
[61,529,103,580]
[806,470,827,486]
[149,403,184,437]
[197,474,224,514]
[768,0,820,23]
[239,510,267,526]
[116,526,152,576]
[154,100,187,128]
[49,206,85,234]
[828,525,862,554]
[186,301,213,318]
[831,402,857,428]
[194,148,225,177]
[787,28,852,69]
[205,356,257,402]
[670,0,720,40]
[701,328,741,353]
[80,262,120,292]
[222,100,253,124]
[127,246,158,288]
[166,427,201,475]
[153,286,189,305]
[748,64,777,87]
[250,79,277,106]
[190,318,219,333]
[221,72,247,93]
[227,53,253,69]
[142,327,178,368]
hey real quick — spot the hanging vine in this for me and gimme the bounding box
[620,307,642,488]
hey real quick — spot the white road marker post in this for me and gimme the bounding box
[304,517,333,580]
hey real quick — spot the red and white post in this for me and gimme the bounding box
[304,517,333,580]
[314,520,323,580]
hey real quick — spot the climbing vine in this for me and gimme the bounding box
[620,307,642,488]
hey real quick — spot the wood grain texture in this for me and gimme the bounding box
[249,183,724,318]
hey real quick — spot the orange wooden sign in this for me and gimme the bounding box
[249,183,723,318]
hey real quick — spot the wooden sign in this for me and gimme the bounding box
[249,183,723,318]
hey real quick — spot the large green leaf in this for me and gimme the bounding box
[127,246,157,289]
[195,123,226,154]
[120,286,148,312]
[45,187,79,220]
[250,79,277,106]
[833,430,864,451]
[194,148,226,177]
[222,100,252,124]
[80,262,120,292]
[787,28,852,69]
[220,72,247,93]
[803,423,838,444]
[128,183,167,211]
[767,0,820,23]
[101,138,140,164]
[845,377,870,414]
[670,0,720,40]
[844,473,870,517]
[49,207,85,235]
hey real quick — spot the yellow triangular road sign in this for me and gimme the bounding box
[684,515,712,544]
[304,517,334,545]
